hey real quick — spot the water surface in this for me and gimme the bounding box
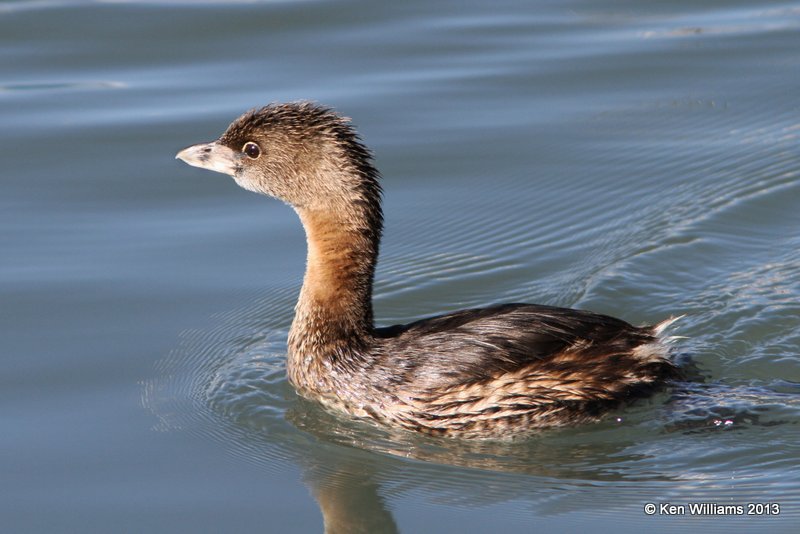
[2,1,799,532]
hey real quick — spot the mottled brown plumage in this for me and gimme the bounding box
[176,101,682,439]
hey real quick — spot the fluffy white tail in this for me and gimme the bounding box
[653,315,687,343]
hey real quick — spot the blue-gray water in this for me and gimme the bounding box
[3,1,799,532]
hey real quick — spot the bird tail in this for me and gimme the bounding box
[653,315,687,344]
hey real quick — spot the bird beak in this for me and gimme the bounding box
[175,142,240,177]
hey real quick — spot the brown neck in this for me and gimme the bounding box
[287,207,379,363]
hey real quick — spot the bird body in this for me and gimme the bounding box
[176,102,680,438]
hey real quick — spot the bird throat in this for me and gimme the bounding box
[287,208,377,375]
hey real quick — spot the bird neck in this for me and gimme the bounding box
[288,206,380,365]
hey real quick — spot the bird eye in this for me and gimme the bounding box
[243,142,261,159]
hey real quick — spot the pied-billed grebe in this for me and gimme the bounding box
[176,102,681,439]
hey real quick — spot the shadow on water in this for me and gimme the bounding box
[142,288,800,531]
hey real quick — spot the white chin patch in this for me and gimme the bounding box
[232,173,262,194]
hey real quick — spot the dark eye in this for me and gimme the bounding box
[243,142,261,159]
